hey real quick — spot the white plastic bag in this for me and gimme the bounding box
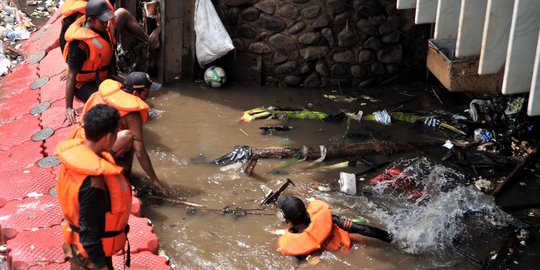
[194,0,234,67]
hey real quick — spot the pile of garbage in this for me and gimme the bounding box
[1,0,62,76]
[26,0,62,19]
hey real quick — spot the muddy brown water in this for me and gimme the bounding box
[129,81,481,269]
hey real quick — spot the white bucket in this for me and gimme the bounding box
[338,172,357,195]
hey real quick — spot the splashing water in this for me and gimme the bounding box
[369,158,513,254]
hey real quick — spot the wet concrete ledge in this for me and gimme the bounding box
[0,10,170,269]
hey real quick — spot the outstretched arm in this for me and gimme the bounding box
[332,215,393,242]
[114,8,160,49]
[126,113,169,196]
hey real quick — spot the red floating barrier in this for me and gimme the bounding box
[22,16,62,57]
[0,89,39,124]
[0,140,43,176]
[0,114,41,151]
[40,101,72,131]
[0,166,55,201]
[43,126,73,157]
[7,226,65,269]
[131,195,142,217]
[39,74,66,104]
[127,216,159,254]
[0,64,38,99]
[0,194,62,231]
[38,48,66,78]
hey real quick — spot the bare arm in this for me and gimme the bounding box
[126,113,168,196]
[65,68,78,124]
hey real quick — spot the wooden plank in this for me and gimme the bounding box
[182,0,195,80]
[502,0,540,94]
[478,0,514,75]
[397,0,417,9]
[415,0,438,24]
[528,29,540,116]
[435,0,461,40]
[159,0,185,83]
[456,0,487,57]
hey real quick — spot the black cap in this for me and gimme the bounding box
[277,196,307,223]
[86,0,115,22]
[124,72,162,91]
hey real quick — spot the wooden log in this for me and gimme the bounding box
[253,140,443,160]
[493,147,538,196]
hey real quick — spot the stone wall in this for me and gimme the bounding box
[216,0,428,88]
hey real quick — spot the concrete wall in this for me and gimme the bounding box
[215,0,428,88]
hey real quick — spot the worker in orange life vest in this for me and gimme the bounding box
[56,104,131,270]
[62,0,160,125]
[276,196,393,260]
[59,0,160,53]
[70,71,168,196]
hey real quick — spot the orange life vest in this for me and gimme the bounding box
[277,200,351,256]
[55,139,132,257]
[61,0,117,45]
[68,79,150,140]
[63,16,114,87]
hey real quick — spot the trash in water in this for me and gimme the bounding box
[213,145,252,165]
[372,110,391,125]
[323,94,358,102]
[473,128,492,143]
[468,99,494,122]
[338,172,357,195]
[259,125,293,134]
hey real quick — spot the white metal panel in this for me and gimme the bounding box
[415,0,438,24]
[456,0,487,57]
[527,30,540,116]
[435,0,461,40]
[397,0,417,9]
[478,0,514,75]
[502,0,540,94]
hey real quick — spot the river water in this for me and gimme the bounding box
[131,81,514,269]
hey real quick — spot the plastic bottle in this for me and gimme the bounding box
[6,30,22,40]
[5,29,30,40]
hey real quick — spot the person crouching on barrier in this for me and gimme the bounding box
[68,71,169,196]
[276,196,393,261]
[56,104,131,270]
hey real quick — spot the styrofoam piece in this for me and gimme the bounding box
[338,172,357,195]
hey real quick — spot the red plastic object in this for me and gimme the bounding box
[113,251,170,270]
[0,194,62,231]
[7,226,65,269]
[127,216,159,254]
[0,89,39,124]
[0,140,43,177]
[0,64,38,99]
[0,114,41,151]
[369,168,403,185]
[38,48,65,78]
[39,74,66,103]
[0,166,55,201]
[368,167,414,190]
[40,101,72,131]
